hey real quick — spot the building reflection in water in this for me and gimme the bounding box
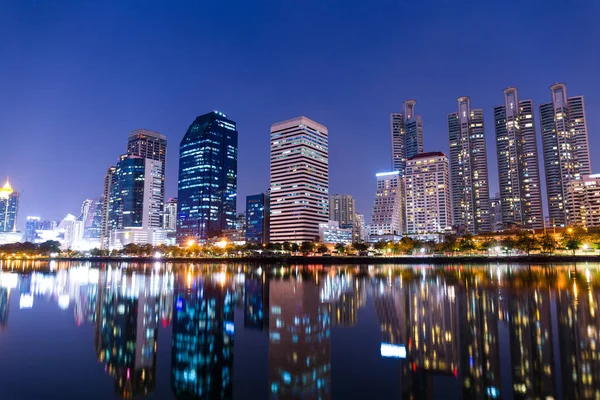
[0,286,9,331]
[171,273,235,400]
[244,271,269,331]
[95,269,161,398]
[269,274,331,399]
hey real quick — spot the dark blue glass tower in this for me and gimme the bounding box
[177,111,238,244]
[245,193,269,244]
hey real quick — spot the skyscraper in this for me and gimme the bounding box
[540,83,591,227]
[269,117,329,243]
[494,88,543,230]
[246,193,269,244]
[391,100,424,175]
[100,166,116,249]
[107,155,166,247]
[369,171,402,242]
[448,97,491,234]
[0,179,18,233]
[81,198,103,241]
[329,194,355,229]
[404,152,452,235]
[176,111,238,244]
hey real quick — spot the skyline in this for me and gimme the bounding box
[1,1,599,228]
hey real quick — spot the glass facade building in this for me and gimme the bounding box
[0,180,18,233]
[177,111,238,244]
[245,193,269,244]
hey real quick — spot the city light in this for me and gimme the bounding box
[380,343,407,359]
[187,239,196,248]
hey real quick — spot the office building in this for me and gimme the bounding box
[494,88,543,229]
[82,198,103,241]
[318,221,353,244]
[391,100,424,175]
[540,83,591,227]
[127,129,167,163]
[0,179,18,233]
[177,111,238,244]
[566,174,600,228]
[354,213,367,242]
[269,117,329,242]
[107,155,166,248]
[101,166,117,249]
[404,152,452,235]
[448,97,491,234]
[369,171,402,242]
[246,193,269,244]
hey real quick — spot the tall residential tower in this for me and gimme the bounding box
[448,97,491,234]
[540,83,591,227]
[269,117,329,243]
[0,179,19,233]
[494,87,543,229]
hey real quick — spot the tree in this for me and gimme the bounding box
[373,241,388,251]
[539,234,557,254]
[441,234,457,254]
[459,235,476,255]
[335,243,347,254]
[300,242,315,254]
[516,232,538,255]
[290,243,300,253]
[480,237,498,254]
[564,237,582,255]
[38,240,61,255]
[352,242,369,252]
[500,237,516,256]
[316,244,328,254]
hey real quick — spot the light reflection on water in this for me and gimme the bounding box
[0,261,599,399]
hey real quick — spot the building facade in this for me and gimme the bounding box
[246,193,269,244]
[318,221,353,244]
[448,97,491,234]
[540,83,591,227]
[163,198,177,231]
[494,88,543,229]
[391,100,424,175]
[176,111,238,244]
[269,117,329,242]
[489,194,503,232]
[329,194,355,228]
[0,179,18,233]
[369,171,402,242]
[404,152,452,235]
[566,174,600,228]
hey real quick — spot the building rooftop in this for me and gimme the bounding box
[407,151,446,160]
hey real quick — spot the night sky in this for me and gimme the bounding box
[1,0,598,228]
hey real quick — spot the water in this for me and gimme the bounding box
[0,261,598,399]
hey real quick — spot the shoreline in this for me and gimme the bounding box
[2,254,600,265]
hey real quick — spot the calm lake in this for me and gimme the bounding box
[0,261,598,399]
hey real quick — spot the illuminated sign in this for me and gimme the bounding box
[380,343,406,359]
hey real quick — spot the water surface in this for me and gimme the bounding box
[0,261,598,399]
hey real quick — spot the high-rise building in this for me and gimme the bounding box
[354,213,368,242]
[494,88,544,229]
[101,166,117,249]
[391,100,424,175]
[404,152,452,235]
[540,83,591,227]
[0,179,18,233]
[269,117,329,243]
[246,193,270,244]
[448,97,491,234]
[107,155,166,248]
[329,194,355,228]
[82,198,103,241]
[566,174,600,228]
[163,197,177,231]
[369,171,402,242]
[176,111,238,244]
[127,129,167,163]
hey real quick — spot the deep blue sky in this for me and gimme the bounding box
[1,0,598,227]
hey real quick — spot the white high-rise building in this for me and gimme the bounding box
[369,171,402,242]
[540,83,591,227]
[404,152,452,235]
[391,100,424,175]
[163,197,178,231]
[269,117,329,242]
[329,194,355,228]
[566,174,600,228]
[448,97,491,234]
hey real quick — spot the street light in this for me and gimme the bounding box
[187,239,196,248]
